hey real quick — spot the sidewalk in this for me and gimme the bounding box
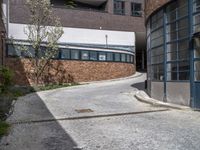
[135,90,192,111]
[80,72,143,84]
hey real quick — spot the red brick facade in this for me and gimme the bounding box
[5,58,135,86]
[3,0,140,86]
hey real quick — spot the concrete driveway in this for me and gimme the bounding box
[1,73,200,150]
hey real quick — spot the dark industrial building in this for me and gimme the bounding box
[145,0,200,108]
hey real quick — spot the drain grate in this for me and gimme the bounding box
[75,109,94,113]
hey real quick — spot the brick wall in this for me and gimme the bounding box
[9,0,145,32]
[5,58,135,86]
[144,0,171,19]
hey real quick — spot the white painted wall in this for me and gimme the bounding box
[8,23,135,46]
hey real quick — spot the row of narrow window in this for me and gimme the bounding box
[147,0,192,81]
[6,44,134,64]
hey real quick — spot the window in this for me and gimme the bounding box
[7,44,21,57]
[166,0,189,81]
[71,50,79,60]
[193,14,200,32]
[23,46,35,58]
[99,52,106,61]
[6,43,133,64]
[194,61,200,81]
[121,54,126,62]
[114,53,120,61]
[127,55,130,62]
[132,3,142,17]
[7,44,36,58]
[90,51,97,61]
[107,53,113,61]
[81,51,89,60]
[130,55,134,63]
[148,9,164,81]
[152,64,164,81]
[193,0,200,13]
[61,49,70,59]
[114,0,125,15]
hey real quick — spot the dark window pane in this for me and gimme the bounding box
[195,71,200,81]
[178,61,190,71]
[178,40,189,60]
[121,54,126,62]
[131,55,134,63]
[61,49,70,59]
[194,37,200,58]
[114,0,125,15]
[194,61,200,72]
[21,45,35,58]
[167,52,177,61]
[179,71,189,80]
[114,53,120,61]
[71,50,79,60]
[166,2,177,23]
[151,10,163,30]
[99,52,106,61]
[193,14,200,30]
[7,44,21,57]
[127,55,130,62]
[167,42,177,53]
[167,63,177,72]
[81,51,89,60]
[178,28,188,39]
[132,3,142,16]
[177,1,188,18]
[151,37,164,48]
[178,18,188,29]
[151,28,163,40]
[151,64,164,80]
[167,72,178,80]
[193,0,200,13]
[151,46,163,56]
[90,51,97,61]
[107,53,113,61]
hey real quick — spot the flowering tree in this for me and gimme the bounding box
[22,0,64,84]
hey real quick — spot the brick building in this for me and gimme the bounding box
[145,0,200,108]
[1,0,146,85]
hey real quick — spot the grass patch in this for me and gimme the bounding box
[0,82,80,137]
[0,121,10,137]
[33,82,80,92]
[1,82,80,99]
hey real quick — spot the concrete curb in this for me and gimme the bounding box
[80,72,144,85]
[135,91,192,111]
[9,109,169,125]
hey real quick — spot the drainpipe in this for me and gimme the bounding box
[142,50,144,70]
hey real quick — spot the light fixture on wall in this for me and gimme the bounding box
[193,32,200,49]
[105,34,108,48]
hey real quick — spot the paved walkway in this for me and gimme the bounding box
[1,73,200,150]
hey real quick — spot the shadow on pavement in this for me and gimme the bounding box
[1,52,79,149]
[131,82,145,91]
[0,92,78,150]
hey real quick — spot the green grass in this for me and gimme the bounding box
[0,121,10,137]
[33,82,80,92]
[0,82,80,99]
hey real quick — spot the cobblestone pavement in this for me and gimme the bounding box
[1,73,200,150]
